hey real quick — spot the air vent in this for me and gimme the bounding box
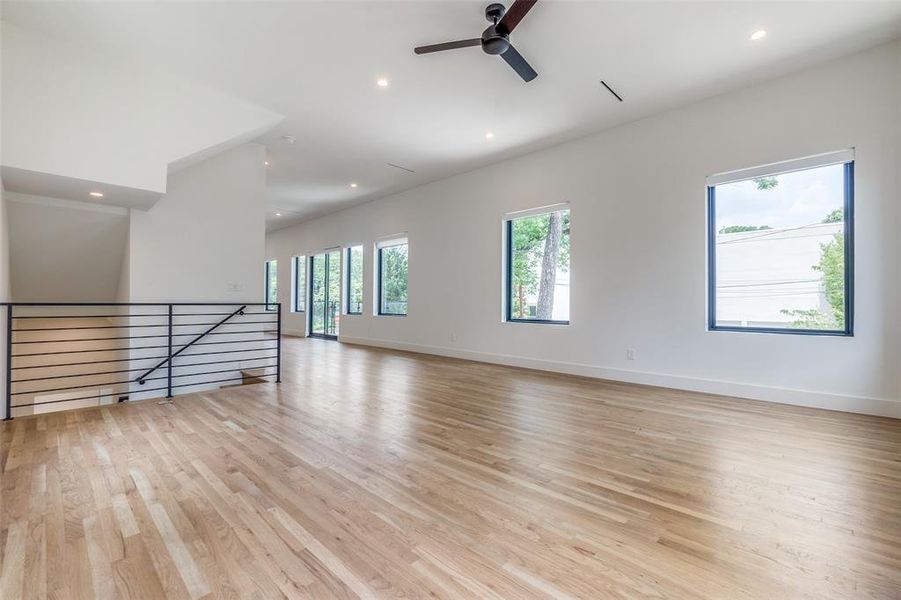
[387,162,416,174]
[600,80,623,102]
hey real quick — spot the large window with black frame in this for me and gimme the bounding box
[505,206,571,324]
[264,259,278,311]
[309,250,341,337]
[292,255,305,312]
[377,237,408,316]
[346,245,363,314]
[707,150,854,335]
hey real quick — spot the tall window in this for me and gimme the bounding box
[310,250,341,337]
[264,259,278,310]
[346,245,363,315]
[292,255,305,312]
[505,206,571,324]
[377,238,408,316]
[707,151,854,335]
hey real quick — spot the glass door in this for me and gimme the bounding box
[309,250,341,338]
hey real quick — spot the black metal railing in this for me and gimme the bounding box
[1,302,281,420]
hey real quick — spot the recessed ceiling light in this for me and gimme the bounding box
[350,182,358,188]
[264,160,270,166]
[89,191,104,198]
[275,212,282,217]
[376,78,389,88]
[750,30,767,41]
[485,132,495,139]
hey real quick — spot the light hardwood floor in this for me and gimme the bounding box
[1,337,900,599]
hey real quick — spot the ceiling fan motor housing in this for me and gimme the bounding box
[482,3,511,54]
[481,26,511,55]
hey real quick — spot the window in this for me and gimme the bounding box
[505,206,571,324]
[377,237,408,316]
[707,150,854,335]
[310,250,341,337]
[292,256,305,312]
[346,245,363,315]
[264,259,278,311]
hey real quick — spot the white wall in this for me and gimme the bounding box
[6,193,129,302]
[0,189,8,302]
[267,41,901,418]
[117,227,131,302]
[129,143,266,302]
[126,143,268,402]
[0,184,9,420]
[1,6,9,419]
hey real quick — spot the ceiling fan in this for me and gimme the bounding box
[414,1,539,82]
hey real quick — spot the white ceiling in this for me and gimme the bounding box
[1,167,162,211]
[5,1,901,231]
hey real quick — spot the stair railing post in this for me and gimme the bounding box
[167,304,173,398]
[276,302,282,383]
[5,305,12,421]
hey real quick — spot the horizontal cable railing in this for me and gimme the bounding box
[2,302,281,420]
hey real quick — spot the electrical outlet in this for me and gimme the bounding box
[626,348,636,361]
[451,333,457,342]
[227,283,242,293]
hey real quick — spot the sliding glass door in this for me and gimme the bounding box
[309,250,341,338]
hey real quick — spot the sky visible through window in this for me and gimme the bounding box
[713,163,847,331]
[716,165,843,229]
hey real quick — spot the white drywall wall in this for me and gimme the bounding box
[0,22,282,195]
[267,40,901,417]
[1,3,7,419]
[117,227,130,302]
[129,143,266,302]
[127,143,268,402]
[6,193,129,302]
[0,184,8,420]
[0,191,8,302]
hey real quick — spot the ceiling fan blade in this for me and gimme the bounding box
[500,44,537,82]
[496,0,537,35]
[414,38,481,54]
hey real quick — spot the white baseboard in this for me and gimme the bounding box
[338,335,901,419]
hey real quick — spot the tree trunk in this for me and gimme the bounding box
[537,212,562,320]
[518,284,525,318]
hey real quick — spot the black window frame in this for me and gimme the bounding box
[308,251,340,339]
[264,259,278,312]
[707,160,854,337]
[377,240,408,317]
[504,211,571,325]
[292,255,305,313]
[345,245,363,315]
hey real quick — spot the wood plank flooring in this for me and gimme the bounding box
[1,336,900,599]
